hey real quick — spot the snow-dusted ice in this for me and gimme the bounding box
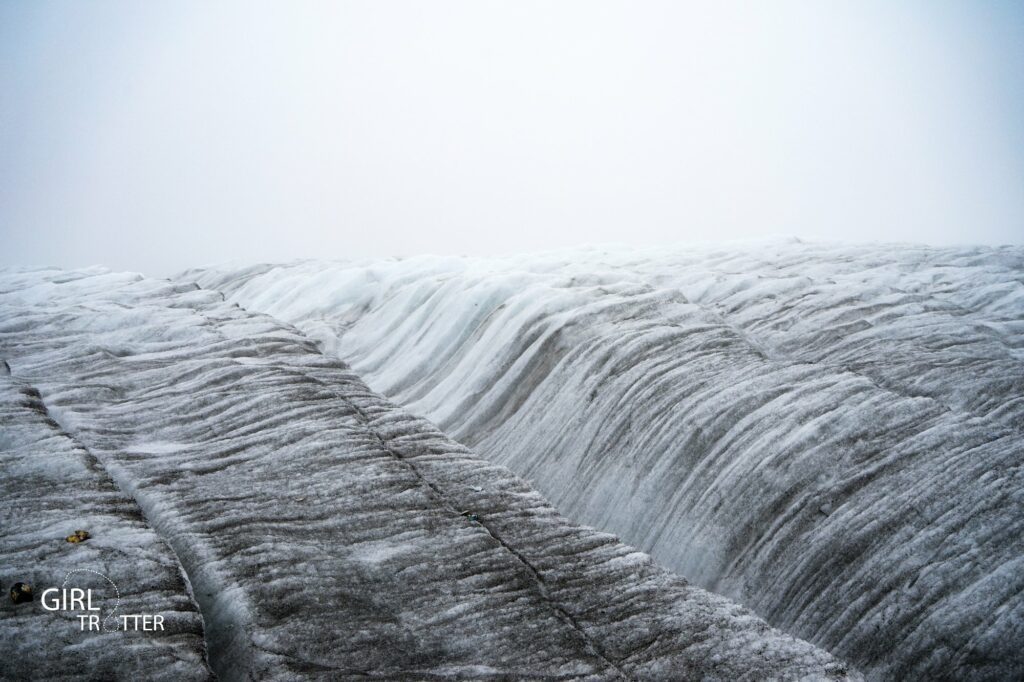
[0,370,210,680]
[0,266,854,680]
[190,241,1024,680]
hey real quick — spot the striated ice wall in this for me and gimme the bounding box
[0,266,852,680]
[190,241,1024,679]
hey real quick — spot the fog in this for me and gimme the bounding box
[2,1,1022,276]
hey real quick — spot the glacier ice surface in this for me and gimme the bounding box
[0,265,854,680]
[189,241,1024,680]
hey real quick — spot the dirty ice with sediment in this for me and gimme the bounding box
[190,240,1024,680]
[1,262,860,680]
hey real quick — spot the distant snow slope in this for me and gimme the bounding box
[0,267,853,680]
[189,241,1024,680]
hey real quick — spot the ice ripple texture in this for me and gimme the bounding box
[0,267,852,680]
[191,241,1024,680]
[0,364,211,680]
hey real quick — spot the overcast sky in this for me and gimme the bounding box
[2,1,1022,276]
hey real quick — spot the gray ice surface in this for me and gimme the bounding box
[0,365,211,679]
[190,241,1024,680]
[0,266,854,680]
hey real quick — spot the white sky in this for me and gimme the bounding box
[2,1,1022,276]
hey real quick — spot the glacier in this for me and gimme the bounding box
[0,365,210,680]
[188,241,1024,680]
[0,266,855,680]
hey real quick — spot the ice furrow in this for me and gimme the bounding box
[0,369,212,680]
